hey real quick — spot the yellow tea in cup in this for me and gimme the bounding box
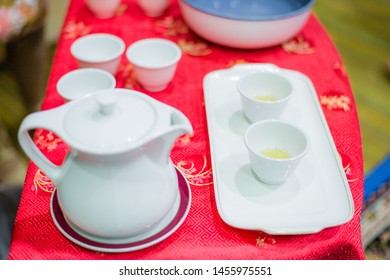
[245,120,309,184]
[254,95,278,102]
[237,72,294,123]
[260,148,291,159]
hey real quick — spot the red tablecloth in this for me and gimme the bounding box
[8,0,365,259]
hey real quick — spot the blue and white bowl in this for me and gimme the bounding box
[179,0,315,49]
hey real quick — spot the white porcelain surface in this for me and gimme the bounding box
[61,165,180,244]
[179,0,312,49]
[136,0,170,17]
[18,88,193,239]
[203,63,354,234]
[70,33,125,75]
[244,120,309,185]
[126,38,181,92]
[237,71,293,123]
[56,68,116,102]
[85,0,121,18]
[50,168,191,253]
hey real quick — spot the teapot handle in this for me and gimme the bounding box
[18,108,67,183]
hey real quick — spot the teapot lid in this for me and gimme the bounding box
[63,90,157,153]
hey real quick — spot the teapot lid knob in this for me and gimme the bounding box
[97,93,117,115]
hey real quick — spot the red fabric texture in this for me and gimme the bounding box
[8,0,365,259]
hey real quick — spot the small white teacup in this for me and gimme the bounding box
[85,0,121,19]
[136,0,170,17]
[70,33,125,75]
[126,38,182,92]
[56,68,116,102]
[244,120,309,185]
[237,71,293,123]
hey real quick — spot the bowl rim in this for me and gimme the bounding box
[125,38,182,69]
[70,33,126,63]
[181,0,315,21]
[56,68,116,100]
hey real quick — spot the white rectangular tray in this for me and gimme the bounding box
[203,63,354,235]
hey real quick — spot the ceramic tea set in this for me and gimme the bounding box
[18,6,191,244]
[16,0,316,250]
[16,0,190,249]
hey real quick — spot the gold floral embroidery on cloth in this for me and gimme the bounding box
[339,153,358,183]
[344,162,358,183]
[156,16,189,37]
[320,95,351,112]
[32,169,55,194]
[175,133,192,146]
[176,155,213,186]
[120,63,142,90]
[333,61,348,78]
[31,129,63,193]
[154,15,211,56]
[63,20,92,39]
[282,36,315,55]
[256,233,276,248]
[178,39,212,56]
[115,3,128,16]
[226,59,249,68]
[34,129,63,151]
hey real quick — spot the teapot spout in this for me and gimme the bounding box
[146,108,193,166]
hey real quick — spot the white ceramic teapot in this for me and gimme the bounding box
[18,88,193,242]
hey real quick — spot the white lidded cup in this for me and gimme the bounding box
[136,0,170,17]
[70,33,125,75]
[56,68,116,102]
[126,38,182,92]
[85,0,121,19]
[237,71,293,123]
[244,119,309,185]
